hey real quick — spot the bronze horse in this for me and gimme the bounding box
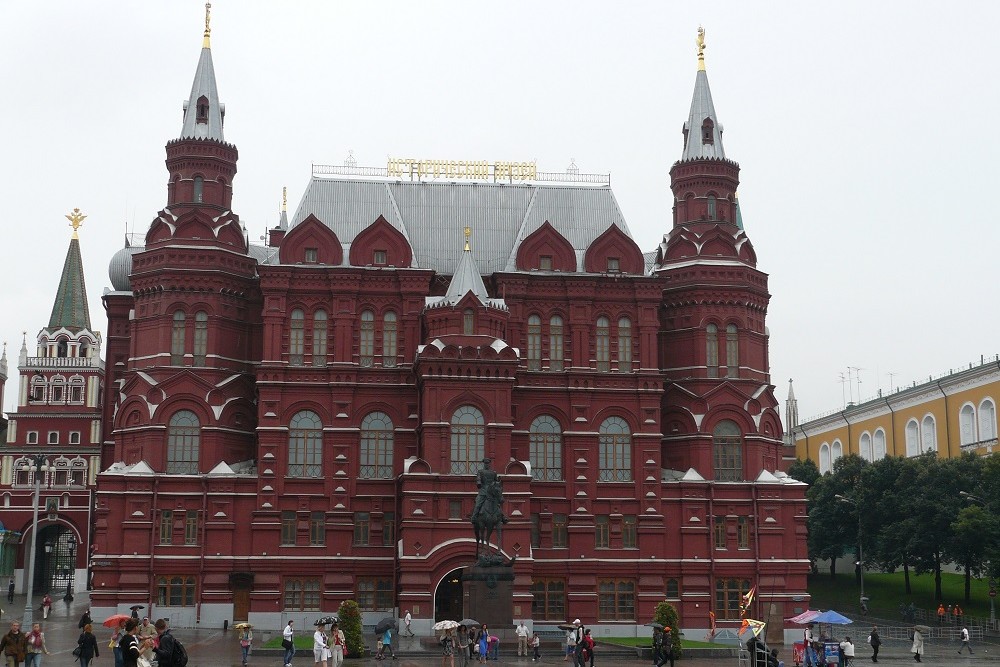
[471,478,508,558]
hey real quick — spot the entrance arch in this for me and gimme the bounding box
[30,525,76,595]
[434,568,464,622]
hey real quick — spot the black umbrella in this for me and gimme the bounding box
[459,618,481,628]
[315,615,339,626]
[644,622,665,629]
[129,605,145,611]
[375,617,397,634]
[557,624,576,631]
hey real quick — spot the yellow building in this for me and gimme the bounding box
[789,359,999,473]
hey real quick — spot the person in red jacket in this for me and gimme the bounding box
[582,629,595,667]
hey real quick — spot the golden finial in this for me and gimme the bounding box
[282,187,287,211]
[696,26,706,71]
[65,208,87,239]
[203,2,212,48]
[464,225,471,251]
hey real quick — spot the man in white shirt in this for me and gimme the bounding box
[283,619,296,667]
[958,626,973,655]
[803,624,815,667]
[839,636,855,667]
[516,621,529,656]
[404,610,414,637]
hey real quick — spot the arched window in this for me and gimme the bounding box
[979,399,997,442]
[360,412,394,479]
[713,420,743,481]
[818,443,831,474]
[450,406,484,474]
[859,432,872,461]
[706,324,719,378]
[193,311,208,366]
[617,317,632,372]
[707,195,717,220]
[193,176,204,203]
[527,315,542,371]
[549,315,564,371]
[726,324,739,378]
[70,457,87,486]
[463,309,474,335]
[288,410,323,478]
[79,340,89,358]
[69,376,85,404]
[171,311,186,365]
[313,310,328,366]
[196,95,209,122]
[905,420,920,457]
[382,312,397,368]
[873,429,887,460]
[49,376,66,404]
[529,415,562,481]
[57,338,68,358]
[167,410,200,474]
[360,310,375,367]
[289,309,305,366]
[702,117,715,145]
[598,417,631,482]
[30,376,45,403]
[960,404,976,446]
[595,317,610,372]
[921,415,937,452]
[831,439,843,463]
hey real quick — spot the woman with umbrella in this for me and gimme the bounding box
[313,622,331,667]
[911,626,926,662]
[440,628,456,667]
[235,623,253,667]
[104,615,130,667]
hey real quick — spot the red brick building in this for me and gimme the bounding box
[92,20,808,641]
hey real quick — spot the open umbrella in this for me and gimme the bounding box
[557,624,576,631]
[234,622,253,630]
[103,613,132,627]
[315,615,339,626]
[129,605,145,611]
[375,617,397,634]
[433,620,459,631]
[644,622,665,629]
[914,624,931,634]
[459,619,481,628]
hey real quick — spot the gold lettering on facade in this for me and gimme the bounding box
[386,158,534,182]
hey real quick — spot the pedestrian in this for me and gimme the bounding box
[478,628,488,665]
[110,620,126,667]
[23,623,50,667]
[39,595,51,621]
[583,629,595,667]
[572,619,585,667]
[532,633,541,662]
[954,605,963,626]
[138,618,156,663]
[76,623,99,667]
[313,622,330,667]
[0,621,27,667]
[456,626,469,667]
[946,604,953,624]
[516,621,529,657]
[839,636,854,667]
[404,610,414,637]
[283,619,296,667]
[911,627,924,663]
[655,628,674,667]
[239,625,254,667]
[5,580,12,604]
[441,628,455,667]
[868,626,880,663]
[958,626,973,655]
[78,609,93,630]
[937,604,945,625]
[151,619,178,667]
[489,635,500,661]
[564,624,576,662]
[119,619,149,667]
[330,621,346,667]
[382,627,396,660]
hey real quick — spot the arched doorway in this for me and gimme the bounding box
[434,568,464,622]
[32,526,76,596]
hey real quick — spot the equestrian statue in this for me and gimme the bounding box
[470,457,509,561]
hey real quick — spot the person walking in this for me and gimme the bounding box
[803,624,816,667]
[571,620,585,667]
[76,623,99,667]
[78,610,93,630]
[911,627,924,662]
[655,628,674,667]
[868,626,880,663]
[456,627,469,667]
[313,622,330,667]
[582,629,595,667]
[839,637,855,667]
[39,596,51,621]
[403,611,414,637]
[110,620,126,667]
[477,628,488,665]
[381,627,396,660]
[330,621,346,667]
[958,626,973,655]
[564,624,577,663]
[0,621,27,667]
[441,628,456,667]
[283,619,296,667]
[516,621,529,657]
[151,619,179,667]
[531,633,541,662]
[23,623,50,667]
[5,581,12,605]
[239,625,254,667]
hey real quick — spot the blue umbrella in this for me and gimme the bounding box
[811,610,852,625]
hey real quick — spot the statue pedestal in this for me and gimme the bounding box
[463,565,514,629]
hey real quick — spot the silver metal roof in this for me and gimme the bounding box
[444,247,490,304]
[106,242,276,291]
[681,69,726,161]
[290,179,631,275]
[179,46,225,142]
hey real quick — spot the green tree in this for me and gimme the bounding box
[338,599,365,657]
[788,458,820,486]
[950,504,996,603]
[653,601,682,659]
[859,456,915,593]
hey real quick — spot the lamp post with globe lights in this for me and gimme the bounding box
[21,454,49,625]
[64,534,77,602]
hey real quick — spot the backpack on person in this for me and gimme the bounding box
[172,637,189,667]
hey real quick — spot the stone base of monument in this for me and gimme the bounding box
[462,564,514,629]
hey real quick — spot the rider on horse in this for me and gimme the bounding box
[471,458,507,557]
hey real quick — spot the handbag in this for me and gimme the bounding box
[73,646,83,658]
[282,638,293,650]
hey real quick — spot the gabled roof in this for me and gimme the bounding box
[290,179,630,275]
[48,236,91,331]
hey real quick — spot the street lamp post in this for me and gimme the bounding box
[22,454,49,625]
[835,494,866,610]
[64,535,77,602]
[960,491,994,622]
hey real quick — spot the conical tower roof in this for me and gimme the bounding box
[179,3,225,142]
[681,27,726,161]
[444,227,490,304]
[49,209,92,331]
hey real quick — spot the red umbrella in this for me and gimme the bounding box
[103,613,132,627]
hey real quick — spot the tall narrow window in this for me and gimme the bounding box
[281,511,296,545]
[159,510,173,545]
[905,420,920,457]
[382,512,395,546]
[622,515,637,549]
[171,311,186,365]
[713,420,743,481]
[595,515,610,548]
[701,117,715,144]
[185,511,199,545]
[360,310,375,367]
[193,176,204,203]
[312,310,328,366]
[598,417,632,482]
[617,317,632,372]
[289,309,305,366]
[737,516,750,549]
[596,316,610,372]
[450,406,484,474]
[167,410,200,474]
[960,404,976,446]
[463,309,474,335]
[382,312,397,368]
[819,443,831,474]
[706,324,719,378]
[354,512,370,545]
[193,311,208,366]
[529,415,563,481]
[707,195,717,220]
[713,516,727,549]
[527,315,542,370]
[980,399,997,442]
[860,432,873,461]
[310,512,325,546]
[288,410,323,478]
[549,315,564,371]
[360,412,394,479]
[530,514,541,548]
[552,514,568,548]
[921,415,937,452]
[873,429,887,460]
[70,378,85,403]
[726,324,739,378]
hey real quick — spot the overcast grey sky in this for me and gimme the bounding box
[2,1,997,423]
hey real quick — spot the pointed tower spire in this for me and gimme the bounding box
[278,186,289,230]
[0,341,7,380]
[49,209,92,331]
[682,27,725,161]
[785,379,800,444]
[180,2,225,142]
[445,226,490,304]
